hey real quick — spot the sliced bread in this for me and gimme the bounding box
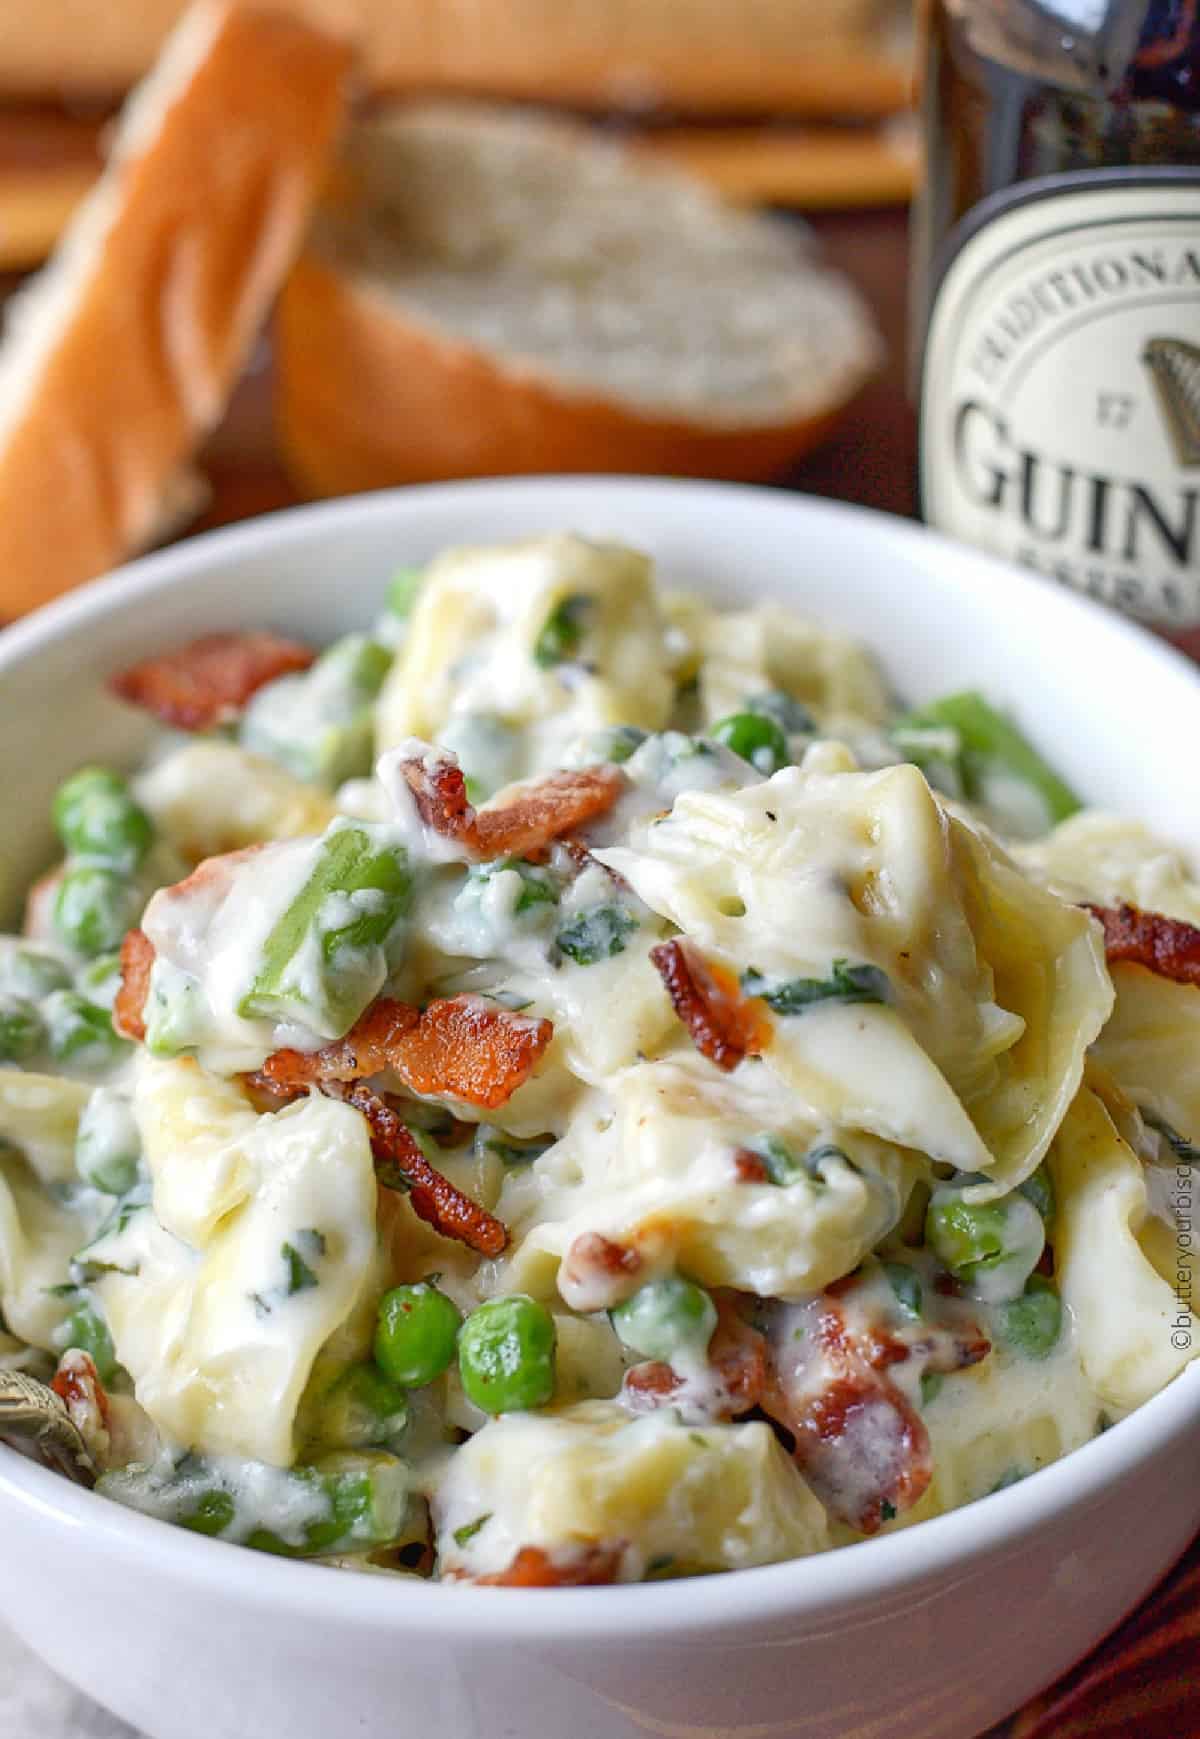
[276,104,883,497]
[0,2,350,618]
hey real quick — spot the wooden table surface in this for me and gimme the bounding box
[1,164,1198,1736]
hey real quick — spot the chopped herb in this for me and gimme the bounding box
[920,1370,944,1407]
[453,1512,492,1549]
[45,1281,83,1299]
[283,1234,323,1298]
[883,1260,923,1319]
[689,1433,708,1449]
[646,1553,677,1578]
[533,594,591,668]
[487,990,535,1013]
[879,1500,897,1522]
[1143,1109,1200,1166]
[741,958,890,1015]
[556,904,638,965]
[747,1135,852,1188]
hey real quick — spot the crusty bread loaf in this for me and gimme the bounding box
[276,105,883,497]
[0,3,350,618]
[0,0,911,116]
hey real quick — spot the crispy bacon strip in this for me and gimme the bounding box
[762,1296,932,1535]
[468,1545,623,1587]
[398,752,624,861]
[1085,902,1200,988]
[114,927,155,1042]
[260,995,552,1110]
[322,1079,508,1257]
[650,938,770,1071]
[112,632,314,730]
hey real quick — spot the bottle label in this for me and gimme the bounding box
[921,175,1200,628]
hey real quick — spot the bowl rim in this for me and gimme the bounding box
[2,475,1199,1639]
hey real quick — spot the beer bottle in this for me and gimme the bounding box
[913,1,1200,652]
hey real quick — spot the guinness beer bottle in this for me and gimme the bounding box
[913,1,1200,652]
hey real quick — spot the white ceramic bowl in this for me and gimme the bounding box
[1,479,1198,1739]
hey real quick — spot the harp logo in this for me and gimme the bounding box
[1144,339,1200,469]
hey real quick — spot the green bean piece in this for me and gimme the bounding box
[457,1295,556,1414]
[710,711,791,775]
[52,866,141,958]
[180,1489,238,1538]
[892,692,1080,830]
[0,993,44,1062]
[53,767,153,870]
[997,1276,1062,1360]
[374,1282,462,1389]
[75,1086,141,1196]
[239,824,411,1034]
[556,904,637,965]
[741,958,890,1014]
[241,635,394,787]
[57,1296,119,1384]
[41,990,126,1069]
[313,1363,410,1450]
[925,1190,1044,1302]
[610,1275,717,1366]
[0,945,71,1002]
[533,594,591,668]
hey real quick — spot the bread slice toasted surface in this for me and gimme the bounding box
[277,104,882,494]
[0,2,350,617]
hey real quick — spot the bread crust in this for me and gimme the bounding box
[275,253,857,495]
[0,0,909,115]
[0,3,350,618]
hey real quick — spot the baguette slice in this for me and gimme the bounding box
[276,105,883,497]
[0,2,350,618]
[0,0,911,118]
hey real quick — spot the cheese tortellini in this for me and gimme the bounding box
[1,531,1195,1589]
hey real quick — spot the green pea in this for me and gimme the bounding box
[374,1282,462,1389]
[41,990,126,1069]
[180,1489,237,1538]
[745,690,816,735]
[316,1363,410,1450]
[710,712,791,775]
[53,767,153,869]
[0,993,45,1062]
[997,1276,1062,1360]
[0,945,71,1002]
[53,866,141,958]
[57,1297,119,1383]
[610,1275,717,1365]
[457,1294,556,1414]
[75,1086,141,1196]
[925,1190,1044,1301]
[75,951,124,1013]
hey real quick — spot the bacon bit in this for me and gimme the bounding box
[650,939,770,1071]
[322,1079,508,1257]
[1085,902,1200,988]
[732,1148,770,1184]
[622,1361,681,1405]
[22,865,63,942]
[260,995,552,1111]
[762,1295,934,1534]
[559,1233,644,1312]
[468,1545,623,1587]
[397,752,624,861]
[111,632,314,730]
[114,927,155,1041]
[709,1295,767,1415]
[52,1350,111,1433]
